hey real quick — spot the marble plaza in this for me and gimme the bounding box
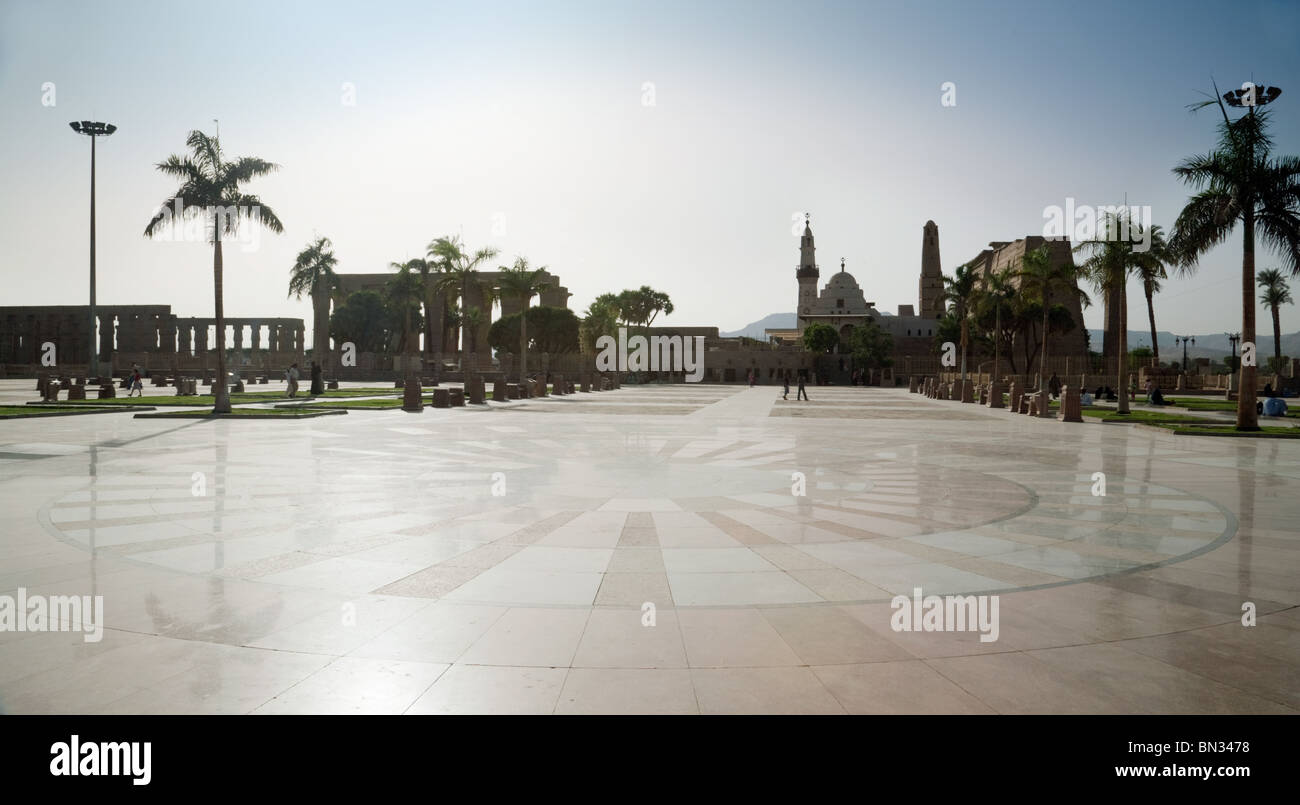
[0,381,1297,714]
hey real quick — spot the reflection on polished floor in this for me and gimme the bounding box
[1,381,1296,714]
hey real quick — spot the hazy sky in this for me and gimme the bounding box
[2,0,1298,342]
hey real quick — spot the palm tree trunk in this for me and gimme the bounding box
[1117,282,1130,414]
[1273,305,1282,368]
[1239,212,1258,430]
[213,232,230,414]
[1038,295,1051,417]
[1145,283,1159,363]
[959,309,968,380]
[993,307,1001,381]
[519,296,528,384]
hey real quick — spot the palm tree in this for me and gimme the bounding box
[978,267,1016,383]
[1016,245,1090,416]
[497,258,552,384]
[288,236,342,375]
[1076,212,1138,414]
[386,260,426,387]
[1132,225,1175,364]
[426,236,500,378]
[941,260,979,381]
[144,130,283,413]
[1170,83,1300,430]
[1257,268,1294,371]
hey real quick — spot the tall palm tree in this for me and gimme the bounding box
[426,236,499,377]
[497,258,552,384]
[1132,224,1175,364]
[1170,83,1300,430]
[978,267,1016,383]
[1076,212,1138,414]
[1017,245,1090,417]
[288,236,342,373]
[941,260,979,380]
[1257,268,1294,371]
[144,130,283,413]
[386,260,426,386]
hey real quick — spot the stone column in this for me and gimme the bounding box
[251,322,262,351]
[1058,386,1083,422]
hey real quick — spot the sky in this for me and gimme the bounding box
[2,0,1298,344]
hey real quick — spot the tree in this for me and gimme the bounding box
[847,320,893,370]
[1016,245,1089,416]
[386,260,426,382]
[1170,82,1300,430]
[580,294,621,356]
[975,267,1016,381]
[143,130,283,413]
[1133,224,1175,364]
[617,286,674,328]
[490,306,580,356]
[427,236,499,378]
[1075,211,1138,414]
[287,236,342,371]
[329,290,391,354]
[1258,267,1293,370]
[941,260,980,380]
[802,322,839,354]
[497,258,552,383]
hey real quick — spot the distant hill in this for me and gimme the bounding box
[1087,329,1300,360]
[721,313,796,340]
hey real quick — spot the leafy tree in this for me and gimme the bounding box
[386,261,426,377]
[490,307,579,356]
[427,235,499,377]
[580,293,621,355]
[329,291,391,354]
[617,286,674,328]
[847,320,893,369]
[1170,81,1300,430]
[802,322,839,354]
[974,267,1016,379]
[144,130,283,413]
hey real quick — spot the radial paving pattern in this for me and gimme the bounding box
[0,382,1295,714]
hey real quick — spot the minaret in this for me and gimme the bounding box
[796,213,819,331]
[918,220,944,319]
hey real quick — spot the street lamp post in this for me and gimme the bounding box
[1227,332,1240,368]
[1175,335,1195,373]
[69,120,117,378]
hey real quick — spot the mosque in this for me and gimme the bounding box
[765,215,945,349]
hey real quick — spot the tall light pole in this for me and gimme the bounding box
[70,120,117,377]
[1175,334,1195,372]
[1227,332,1240,368]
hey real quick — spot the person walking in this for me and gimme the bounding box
[797,371,809,401]
[129,368,143,397]
[285,363,300,398]
[310,361,323,395]
[782,375,790,400]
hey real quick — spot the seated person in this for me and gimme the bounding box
[1080,390,1094,406]
[1104,386,1118,401]
[1149,385,1174,405]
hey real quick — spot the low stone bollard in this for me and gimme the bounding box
[97,383,115,399]
[468,377,486,404]
[554,374,566,395]
[68,384,86,400]
[403,382,424,412]
[327,380,339,389]
[581,374,591,393]
[908,376,918,393]
[449,388,466,407]
[258,376,268,384]
[978,385,988,405]
[36,373,47,393]
[232,381,246,393]
[394,379,405,389]
[431,388,450,408]
[1009,382,1022,413]
[1058,385,1083,422]
[493,380,509,402]
[988,380,1005,409]
[507,383,522,400]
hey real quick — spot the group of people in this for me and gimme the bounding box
[782,372,809,401]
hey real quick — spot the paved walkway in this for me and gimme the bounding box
[1,380,1296,713]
